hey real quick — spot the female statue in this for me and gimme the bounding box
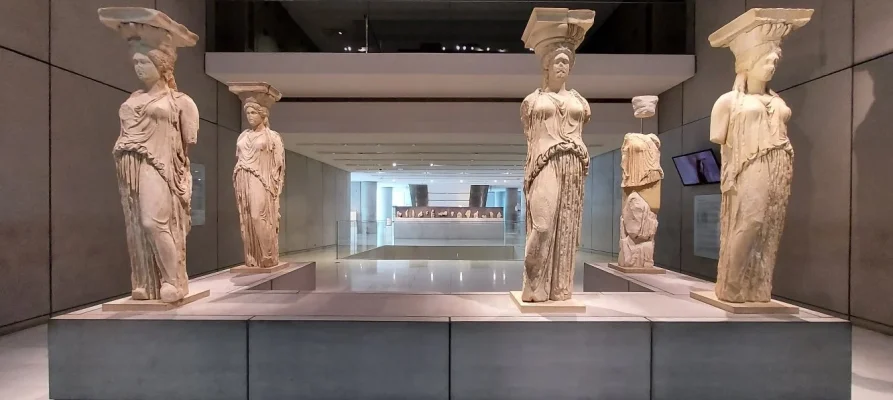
[708,8,812,303]
[616,97,663,272]
[228,83,285,269]
[520,9,594,302]
[99,8,200,303]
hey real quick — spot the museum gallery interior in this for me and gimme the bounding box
[1,1,892,399]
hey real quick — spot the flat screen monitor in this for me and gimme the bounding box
[672,149,721,186]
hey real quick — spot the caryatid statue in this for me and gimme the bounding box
[614,96,665,274]
[100,7,200,303]
[709,8,812,303]
[520,8,594,302]
[228,82,285,269]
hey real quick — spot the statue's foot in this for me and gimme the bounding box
[160,283,183,303]
[131,288,149,300]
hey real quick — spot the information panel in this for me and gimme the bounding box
[693,194,721,259]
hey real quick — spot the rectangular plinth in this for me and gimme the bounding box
[690,291,798,314]
[230,261,289,274]
[249,318,449,399]
[509,291,586,313]
[651,320,851,400]
[451,318,651,400]
[49,318,248,400]
[101,289,210,312]
[608,263,667,274]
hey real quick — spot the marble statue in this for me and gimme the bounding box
[520,8,593,302]
[709,8,812,303]
[497,212,503,218]
[229,82,284,269]
[489,211,495,218]
[450,211,455,217]
[465,210,471,218]
[100,7,199,303]
[473,211,479,218]
[617,96,664,271]
[397,211,402,218]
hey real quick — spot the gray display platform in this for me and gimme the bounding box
[49,262,852,400]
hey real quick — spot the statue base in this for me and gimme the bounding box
[101,290,210,312]
[608,263,666,274]
[690,291,798,314]
[230,262,290,274]
[509,291,586,313]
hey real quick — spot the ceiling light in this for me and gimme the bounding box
[392,162,397,167]
[503,180,507,183]
[343,47,348,51]
[358,46,367,53]
[498,49,507,53]
[494,180,497,183]
[430,163,434,167]
[486,47,490,51]
[337,31,343,35]
[455,45,460,50]
[462,46,467,50]
[347,46,352,51]
[442,46,446,51]
[392,179,396,182]
[430,179,433,183]
[460,180,464,183]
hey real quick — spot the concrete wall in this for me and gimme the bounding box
[0,0,239,332]
[279,151,350,253]
[648,0,893,332]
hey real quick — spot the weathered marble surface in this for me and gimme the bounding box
[520,8,595,302]
[99,7,199,303]
[709,8,813,303]
[228,82,284,269]
[617,96,663,271]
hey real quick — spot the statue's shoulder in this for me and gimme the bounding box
[522,90,540,105]
[714,91,737,108]
[173,92,198,110]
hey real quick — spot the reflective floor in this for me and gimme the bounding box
[1,247,891,399]
[280,248,613,293]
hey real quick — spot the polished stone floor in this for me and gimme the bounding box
[2,247,892,399]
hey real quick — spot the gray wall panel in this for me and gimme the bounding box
[854,0,893,63]
[0,50,50,326]
[217,127,243,268]
[186,121,219,276]
[0,0,49,61]
[217,82,243,132]
[156,0,217,123]
[746,0,853,91]
[587,153,615,253]
[50,0,154,93]
[654,128,682,271]
[679,118,721,280]
[50,68,130,312]
[851,53,893,326]
[682,0,746,124]
[658,83,683,133]
[773,71,852,314]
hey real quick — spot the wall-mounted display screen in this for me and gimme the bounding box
[672,149,721,186]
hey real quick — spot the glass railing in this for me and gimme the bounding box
[336,219,526,259]
[209,0,691,55]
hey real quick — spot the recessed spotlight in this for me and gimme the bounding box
[460,180,464,183]
[347,46,352,51]
[462,46,467,50]
[494,180,497,183]
[343,47,348,51]
[486,47,490,51]
[430,163,434,167]
[337,31,343,35]
[498,49,507,53]
[430,179,433,183]
[455,45,460,50]
[392,162,397,167]
[503,180,507,183]
[442,46,446,51]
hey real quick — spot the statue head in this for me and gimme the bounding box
[521,8,595,90]
[244,102,269,129]
[228,82,282,130]
[99,7,197,92]
[709,8,813,92]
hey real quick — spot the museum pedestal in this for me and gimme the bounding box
[690,290,799,314]
[230,261,290,274]
[509,290,586,313]
[608,262,667,274]
[50,262,851,400]
[100,289,210,312]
